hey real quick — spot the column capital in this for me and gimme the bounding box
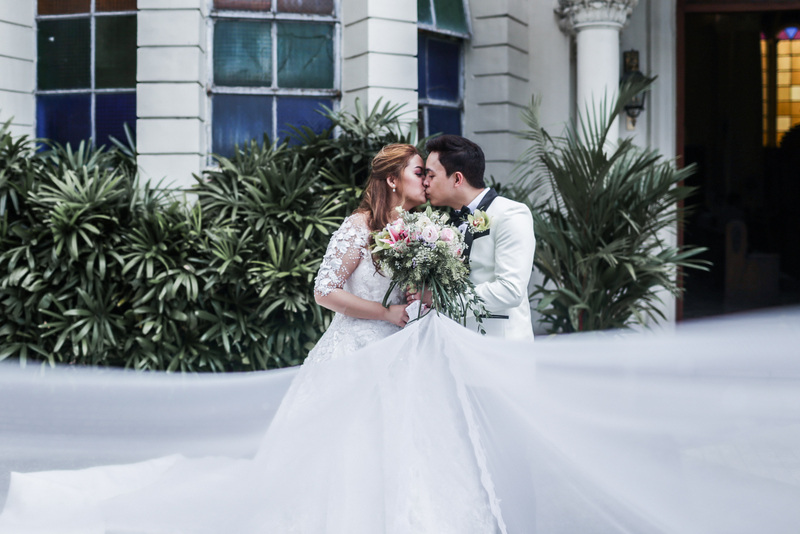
[556,0,638,35]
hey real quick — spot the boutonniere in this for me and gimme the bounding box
[467,210,491,233]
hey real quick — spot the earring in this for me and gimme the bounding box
[392,187,396,193]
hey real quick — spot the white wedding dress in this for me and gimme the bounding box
[1,214,800,533]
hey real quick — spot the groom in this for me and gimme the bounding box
[419,134,536,341]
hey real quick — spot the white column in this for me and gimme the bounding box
[0,2,35,138]
[558,0,638,131]
[341,0,417,119]
[137,0,208,190]
[466,0,530,181]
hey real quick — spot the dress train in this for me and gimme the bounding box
[1,309,799,533]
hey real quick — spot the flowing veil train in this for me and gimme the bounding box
[1,307,799,533]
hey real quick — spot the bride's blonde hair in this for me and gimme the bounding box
[356,144,422,232]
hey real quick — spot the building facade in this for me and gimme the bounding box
[3,0,799,324]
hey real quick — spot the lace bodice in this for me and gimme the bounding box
[308,213,403,364]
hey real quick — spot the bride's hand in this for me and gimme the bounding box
[384,304,409,328]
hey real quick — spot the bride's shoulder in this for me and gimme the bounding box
[340,211,371,232]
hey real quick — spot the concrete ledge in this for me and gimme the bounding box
[468,46,528,79]
[138,0,208,15]
[138,153,207,190]
[137,118,204,154]
[469,0,529,23]
[342,0,416,26]
[472,15,528,51]
[138,10,206,49]
[343,53,417,92]
[343,17,416,59]
[0,57,34,93]
[0,21,34,60]
[0,2,35,27]
[138,83,206,120]
[0,90,34,125]
[341,87,417,117]
[138,47,206,83]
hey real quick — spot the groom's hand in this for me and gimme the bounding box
[405,288,432,307]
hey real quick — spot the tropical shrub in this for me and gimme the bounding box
[509,79,709,333]
[0,99,422,370]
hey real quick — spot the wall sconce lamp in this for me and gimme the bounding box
[621,49,646,127]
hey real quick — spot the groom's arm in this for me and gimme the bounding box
[474,203,535,312]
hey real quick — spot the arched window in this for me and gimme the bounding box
[417,0,469,137]
[761,26,800,146]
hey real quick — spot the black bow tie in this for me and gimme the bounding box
[453,206,471,224]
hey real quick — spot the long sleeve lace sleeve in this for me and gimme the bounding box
[314,214,371,297]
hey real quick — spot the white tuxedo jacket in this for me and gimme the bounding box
[463,194,536,341]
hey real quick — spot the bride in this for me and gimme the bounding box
[1,145,800,533]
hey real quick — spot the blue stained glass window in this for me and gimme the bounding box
[418,34,428,98]
[427,106,461,136]
[276,97,333,142]
[418,33,462,137]
[277,23,334,88]
[426,37,460,101]
[37,94,91,148]
[96,93,136,148]
[214,20,272,87]
[213,94,274,157]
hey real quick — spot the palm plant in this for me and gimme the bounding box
[511,78,708,333]
[0,99,423,370]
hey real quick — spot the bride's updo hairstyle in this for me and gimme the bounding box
[357,143,422,232]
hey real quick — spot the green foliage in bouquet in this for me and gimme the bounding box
[371,207,485,327]
[0,99,422,371]
[508,78,709,333]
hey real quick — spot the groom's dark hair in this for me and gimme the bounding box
[425,134,486,189]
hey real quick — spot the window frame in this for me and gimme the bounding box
[417,30,466,138]
[207,0,341,154]
[34,0,138,147]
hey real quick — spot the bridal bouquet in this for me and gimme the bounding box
[372,207,485,326]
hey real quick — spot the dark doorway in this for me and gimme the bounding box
[681,7,800,319]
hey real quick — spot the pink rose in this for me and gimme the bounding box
[440,228,455,242]
[421,225,439,243]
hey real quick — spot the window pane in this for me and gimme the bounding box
[213,94,274,157]
[433,0,468,34]
[276,97,332,142]
[96,0,137,11]
[277,23,334,88]
[38,0,90,15]
[214,0,271,10]
[427,37,459,101]
[96,15,137,88]
[427,106,461,136]
[418,35,428,98]
[418,0,433,25]
[96,93,136,148]
[214,20,272,87]
[277,0,333,14]
[37,94,91,148]
[37,19,90,90]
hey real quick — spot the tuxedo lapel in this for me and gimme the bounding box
[476,188,499,212]
[464,188,498,262]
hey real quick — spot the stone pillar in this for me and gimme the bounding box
[466,0,530,181]
[0,2,35,138]
[137,0,208,189]
[557,0,637,129]
[341,0,417,119]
